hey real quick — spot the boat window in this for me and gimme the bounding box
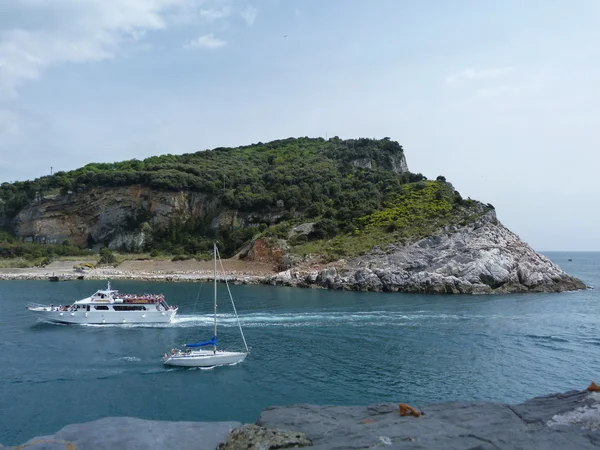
[94,305,109,311]
[113,305,147,311]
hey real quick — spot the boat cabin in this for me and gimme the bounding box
[69,282,171,312]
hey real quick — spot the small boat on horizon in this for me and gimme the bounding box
[163,243,249,368]
[26,281,178,325]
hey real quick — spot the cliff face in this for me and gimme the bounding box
[12,186,306,251]
[14,187,214,250]
[270,211,586,294]
[15,186,194,248]
[350,150,408,173]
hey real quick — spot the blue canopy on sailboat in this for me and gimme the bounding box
[185,336,217,348]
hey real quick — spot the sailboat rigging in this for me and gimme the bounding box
[163,243,249,368]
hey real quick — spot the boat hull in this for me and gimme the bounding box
[27,307,178,324]
[164,350,247,367]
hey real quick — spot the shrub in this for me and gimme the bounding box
[310,218,337,239]
[194,253,212,261]
[98,247,116,265]
[40,256,54,267]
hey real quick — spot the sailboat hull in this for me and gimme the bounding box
[164,350,247,367]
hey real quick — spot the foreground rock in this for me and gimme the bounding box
[216,424,312,449]
[269,211,587,294]
[258,390,600,449]
[8,417,241,450]
[8,390,600,449]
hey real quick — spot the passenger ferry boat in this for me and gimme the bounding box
[26,282,178,324]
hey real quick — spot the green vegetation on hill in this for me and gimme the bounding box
[269,180,489,262]
[0,137,492,260]
[0,137,417,216]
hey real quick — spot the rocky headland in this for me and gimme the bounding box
[6,389,600,449]
[268,211,587,294]
[0,137,587,294]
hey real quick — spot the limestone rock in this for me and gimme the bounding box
[217,424,312,449]
[305,211,586,294]
[288,222,315,239]
[388,151,409,173]
[349,149,408,173]
[270,269,294,286]
[107,229,148,252]
[10,187,287,251]
[351,158,372,169]
[315,267,342,289]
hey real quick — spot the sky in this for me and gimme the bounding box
[0,0,598,251]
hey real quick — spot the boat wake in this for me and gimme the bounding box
[31,319,69,328]
[119,356,141,362]
[165,311,516,328]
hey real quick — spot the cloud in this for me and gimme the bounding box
[446,67,515,84]
[240,6,258,26]
[0,0,193,99]
[184,33,227,49]
[0,0,240,99]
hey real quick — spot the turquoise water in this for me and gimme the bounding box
[0,251,598,445]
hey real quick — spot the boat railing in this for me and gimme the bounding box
[27,302,49,309]
[26,302,70,311]
[121,294,165,304]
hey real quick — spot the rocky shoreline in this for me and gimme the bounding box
[0,212,588,294]
[0,268,268,285]
[7,389,600,449]
[0,264,588,295]
[269,211,588,294]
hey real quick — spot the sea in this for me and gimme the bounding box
[0,251,598,445]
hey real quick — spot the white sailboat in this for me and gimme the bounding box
[163,243,249,368]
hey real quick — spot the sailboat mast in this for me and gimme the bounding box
[213,242,218,352]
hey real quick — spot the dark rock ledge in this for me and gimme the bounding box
[6,389,600,449]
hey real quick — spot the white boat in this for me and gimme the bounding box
[163,243,249,368]
[26,282,178,325]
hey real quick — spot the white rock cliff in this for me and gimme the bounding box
[272,211,586,294]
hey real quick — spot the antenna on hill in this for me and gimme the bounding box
[50,166,53,175]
